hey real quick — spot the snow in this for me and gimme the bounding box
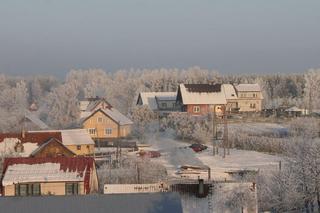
[229,122,288,136]
[101,108,133,125]
[138,92,177,110]
[145,129,282,181]
[0,138,19,154]
[21,142,39,157]
[235,84,261,92]
[60,129,95,145]
[179,84,227,105]
[30,129,95,145]
[25,111,50,130]
[222,84,238,100]
[2,163,84,186]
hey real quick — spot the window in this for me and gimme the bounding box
[66,183,79,195]
[97,117,103,123]
[253,93,257,98]
[77,145,81,150]
[15,183,40,196]
[105,128,112,135]
[88,128,96,135]
[193,106,200,113]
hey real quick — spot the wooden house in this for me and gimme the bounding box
[1,157,98,196]
[176,84,228,115]
[234,84,263,112]
[81,108,133,142]
[0,130,95,157]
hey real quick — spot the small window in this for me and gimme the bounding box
[105,128,112,135]
[193,106,200,113]
[66,183,79,195]
[161,103,167,108]
[97,117,103,123]
[77,145,81,150]
[231,94,235,97]
[88,128,96,135]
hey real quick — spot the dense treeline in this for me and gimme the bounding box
[0,67,319,131]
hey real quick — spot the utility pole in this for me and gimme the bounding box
[212,106,216,156]
[222,105,229,158]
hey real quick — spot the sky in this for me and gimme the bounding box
[0,0,319,77]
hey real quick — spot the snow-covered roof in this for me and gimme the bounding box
[2,163,84,186]
[101,108,133,125]
[81,108,133,126]
[178,84,227,105]
[2,157,96,193]
[222,84,238,100]
[29,129,95,146]
[138,92,177,110]
[25,111,50,130]
[235,84,261,92]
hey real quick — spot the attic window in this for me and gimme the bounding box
[97,117,103,123]
[231,94,235,97]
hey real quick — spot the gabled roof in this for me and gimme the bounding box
[82,108,133,126]
[0,132,62,145]
[25,111,50,130]
[235,84,261,92]
[137,92,177,110]
[79,97,113,112]
[30,138,76,157]
[222,84,238,100]
[0,193,183,213]
[177,84,227,105]
[29,129,95,146]
[2,157,95,193]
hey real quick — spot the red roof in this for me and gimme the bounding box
[0,132,62,145]
[2,157,95,194]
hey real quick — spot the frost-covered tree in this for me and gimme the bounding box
[44,82,80,128]
[304,69,320,112]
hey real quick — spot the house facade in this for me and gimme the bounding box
[235,84,263,112]
[0,130,95,157]
[136,92,178,115]
[30,138,76,158]
[176,84,228,115]
[1,157,98,196]
[82,109,133,141]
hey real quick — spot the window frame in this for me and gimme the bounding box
[15,183,41,196]
[105,128,112,135]
[88,128,96,135]
[65,182,79,195]
[193,106,200,113]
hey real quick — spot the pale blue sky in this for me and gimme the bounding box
[0,0,319,76]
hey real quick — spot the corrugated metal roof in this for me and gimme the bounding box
[0,193,183,213]
[2,157,95,193]
[0,132,62,145]
[29,129,95,146]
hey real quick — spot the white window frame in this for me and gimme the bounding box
[105,128,112,135]
[88,128,96,135]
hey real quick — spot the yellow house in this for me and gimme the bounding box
[235,84,263,112]
[1,157,98,196]
[82,108,133,141]
[29,129,95,156]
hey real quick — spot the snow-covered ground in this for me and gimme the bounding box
[229,122,288,136]
[146,128,282,181]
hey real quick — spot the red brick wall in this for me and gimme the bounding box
[186,104,209,115]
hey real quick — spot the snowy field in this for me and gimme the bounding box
[146,129,282,181]
[229,122,288,136]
